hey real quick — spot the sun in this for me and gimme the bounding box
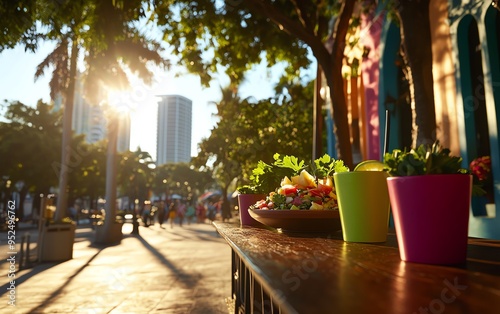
[110,75,162,157]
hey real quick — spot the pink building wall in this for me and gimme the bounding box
[360,9,385,160]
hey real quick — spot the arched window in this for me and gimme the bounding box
[379,22,412,153]
[457,15,491,161]
[485,5,500,137]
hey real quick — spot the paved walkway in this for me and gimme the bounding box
[0,221,233,314]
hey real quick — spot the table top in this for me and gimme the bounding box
[214,222,500,314]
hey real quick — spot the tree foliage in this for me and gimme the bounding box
[152,0,353,166]
[0,100,62,217]
[0,97,214,215]
[152,0,440,165]
[0,0,38,52]
[83,0,170,99]
[192,79,314,195]
[151,163,214,203]
[117,148,155,209]
[67,140,107,211]
[9,0,170,220]
[151,0,311,87]
[0,0,442,219]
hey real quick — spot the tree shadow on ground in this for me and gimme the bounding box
[15,248,103,313]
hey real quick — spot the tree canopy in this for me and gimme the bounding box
[9,0,170,221]
[152,0,312,87]
[1,0,443,217]
[192,78,314,201]
[0,0,38,52]
[67,139,107,212]
[152,0,354,166]
[118,148,155,209]
[0,100,62,217]
[151,162,214,203]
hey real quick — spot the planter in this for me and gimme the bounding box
[387,174,472,264]
[334,171,390,242]
[237,194,266,227]
[39,223,76,262]
[95,222,124,244]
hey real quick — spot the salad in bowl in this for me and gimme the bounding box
[249,154,348,211]
[251,170,339,210]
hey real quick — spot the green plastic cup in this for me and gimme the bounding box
[333,171,390,242]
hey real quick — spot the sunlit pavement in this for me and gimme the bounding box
[0,220,233,313]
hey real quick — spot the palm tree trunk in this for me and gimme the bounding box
[104,114,118,230]
[54,39,79,222]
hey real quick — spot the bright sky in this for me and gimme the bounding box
[0,41,286,159]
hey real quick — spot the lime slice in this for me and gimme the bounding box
[354,160,386,171]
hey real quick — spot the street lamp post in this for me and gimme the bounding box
[132,198,139,235]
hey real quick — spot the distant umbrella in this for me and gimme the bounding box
[198,191,221,202]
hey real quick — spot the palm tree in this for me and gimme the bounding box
[34,0,168,223]
[118,149,155,209]
[35,0,88,222]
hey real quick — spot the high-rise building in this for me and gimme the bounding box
[156,95,192,165]
[117,113,131,153]
[54,74,131,151]
[71,76,107,144]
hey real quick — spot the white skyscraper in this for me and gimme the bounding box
[156,95,192,165]
[54,75,131,151]
[71,76,107,143]
[117,113,131,153]
[54,85,106,144]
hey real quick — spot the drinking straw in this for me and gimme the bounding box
[383,109,390,156]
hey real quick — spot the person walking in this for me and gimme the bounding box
[168,200,177,228]
[185,202,195,225]
[176,200,187,227]
[157,200,166,228]
[142,200,152,227]
[196,202,206,223]
[207,202,216,222]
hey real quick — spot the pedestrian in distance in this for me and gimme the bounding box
[177,200,187,227]
[196,202,206,223]
[207,202,216,222]
[142,200,152,227]
[168,200,177,228]
[157,200,166,228]
[185,202,195,225]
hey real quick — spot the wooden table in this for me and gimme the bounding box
[214,222,500,314]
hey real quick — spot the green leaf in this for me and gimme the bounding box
[273,154,305,172]
[313,154,349,178]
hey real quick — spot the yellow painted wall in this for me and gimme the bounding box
[429,0,461,155]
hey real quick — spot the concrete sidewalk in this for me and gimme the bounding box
[0,221,233,314]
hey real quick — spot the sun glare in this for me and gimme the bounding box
[99,70,176,156]
[107,89,135,114]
